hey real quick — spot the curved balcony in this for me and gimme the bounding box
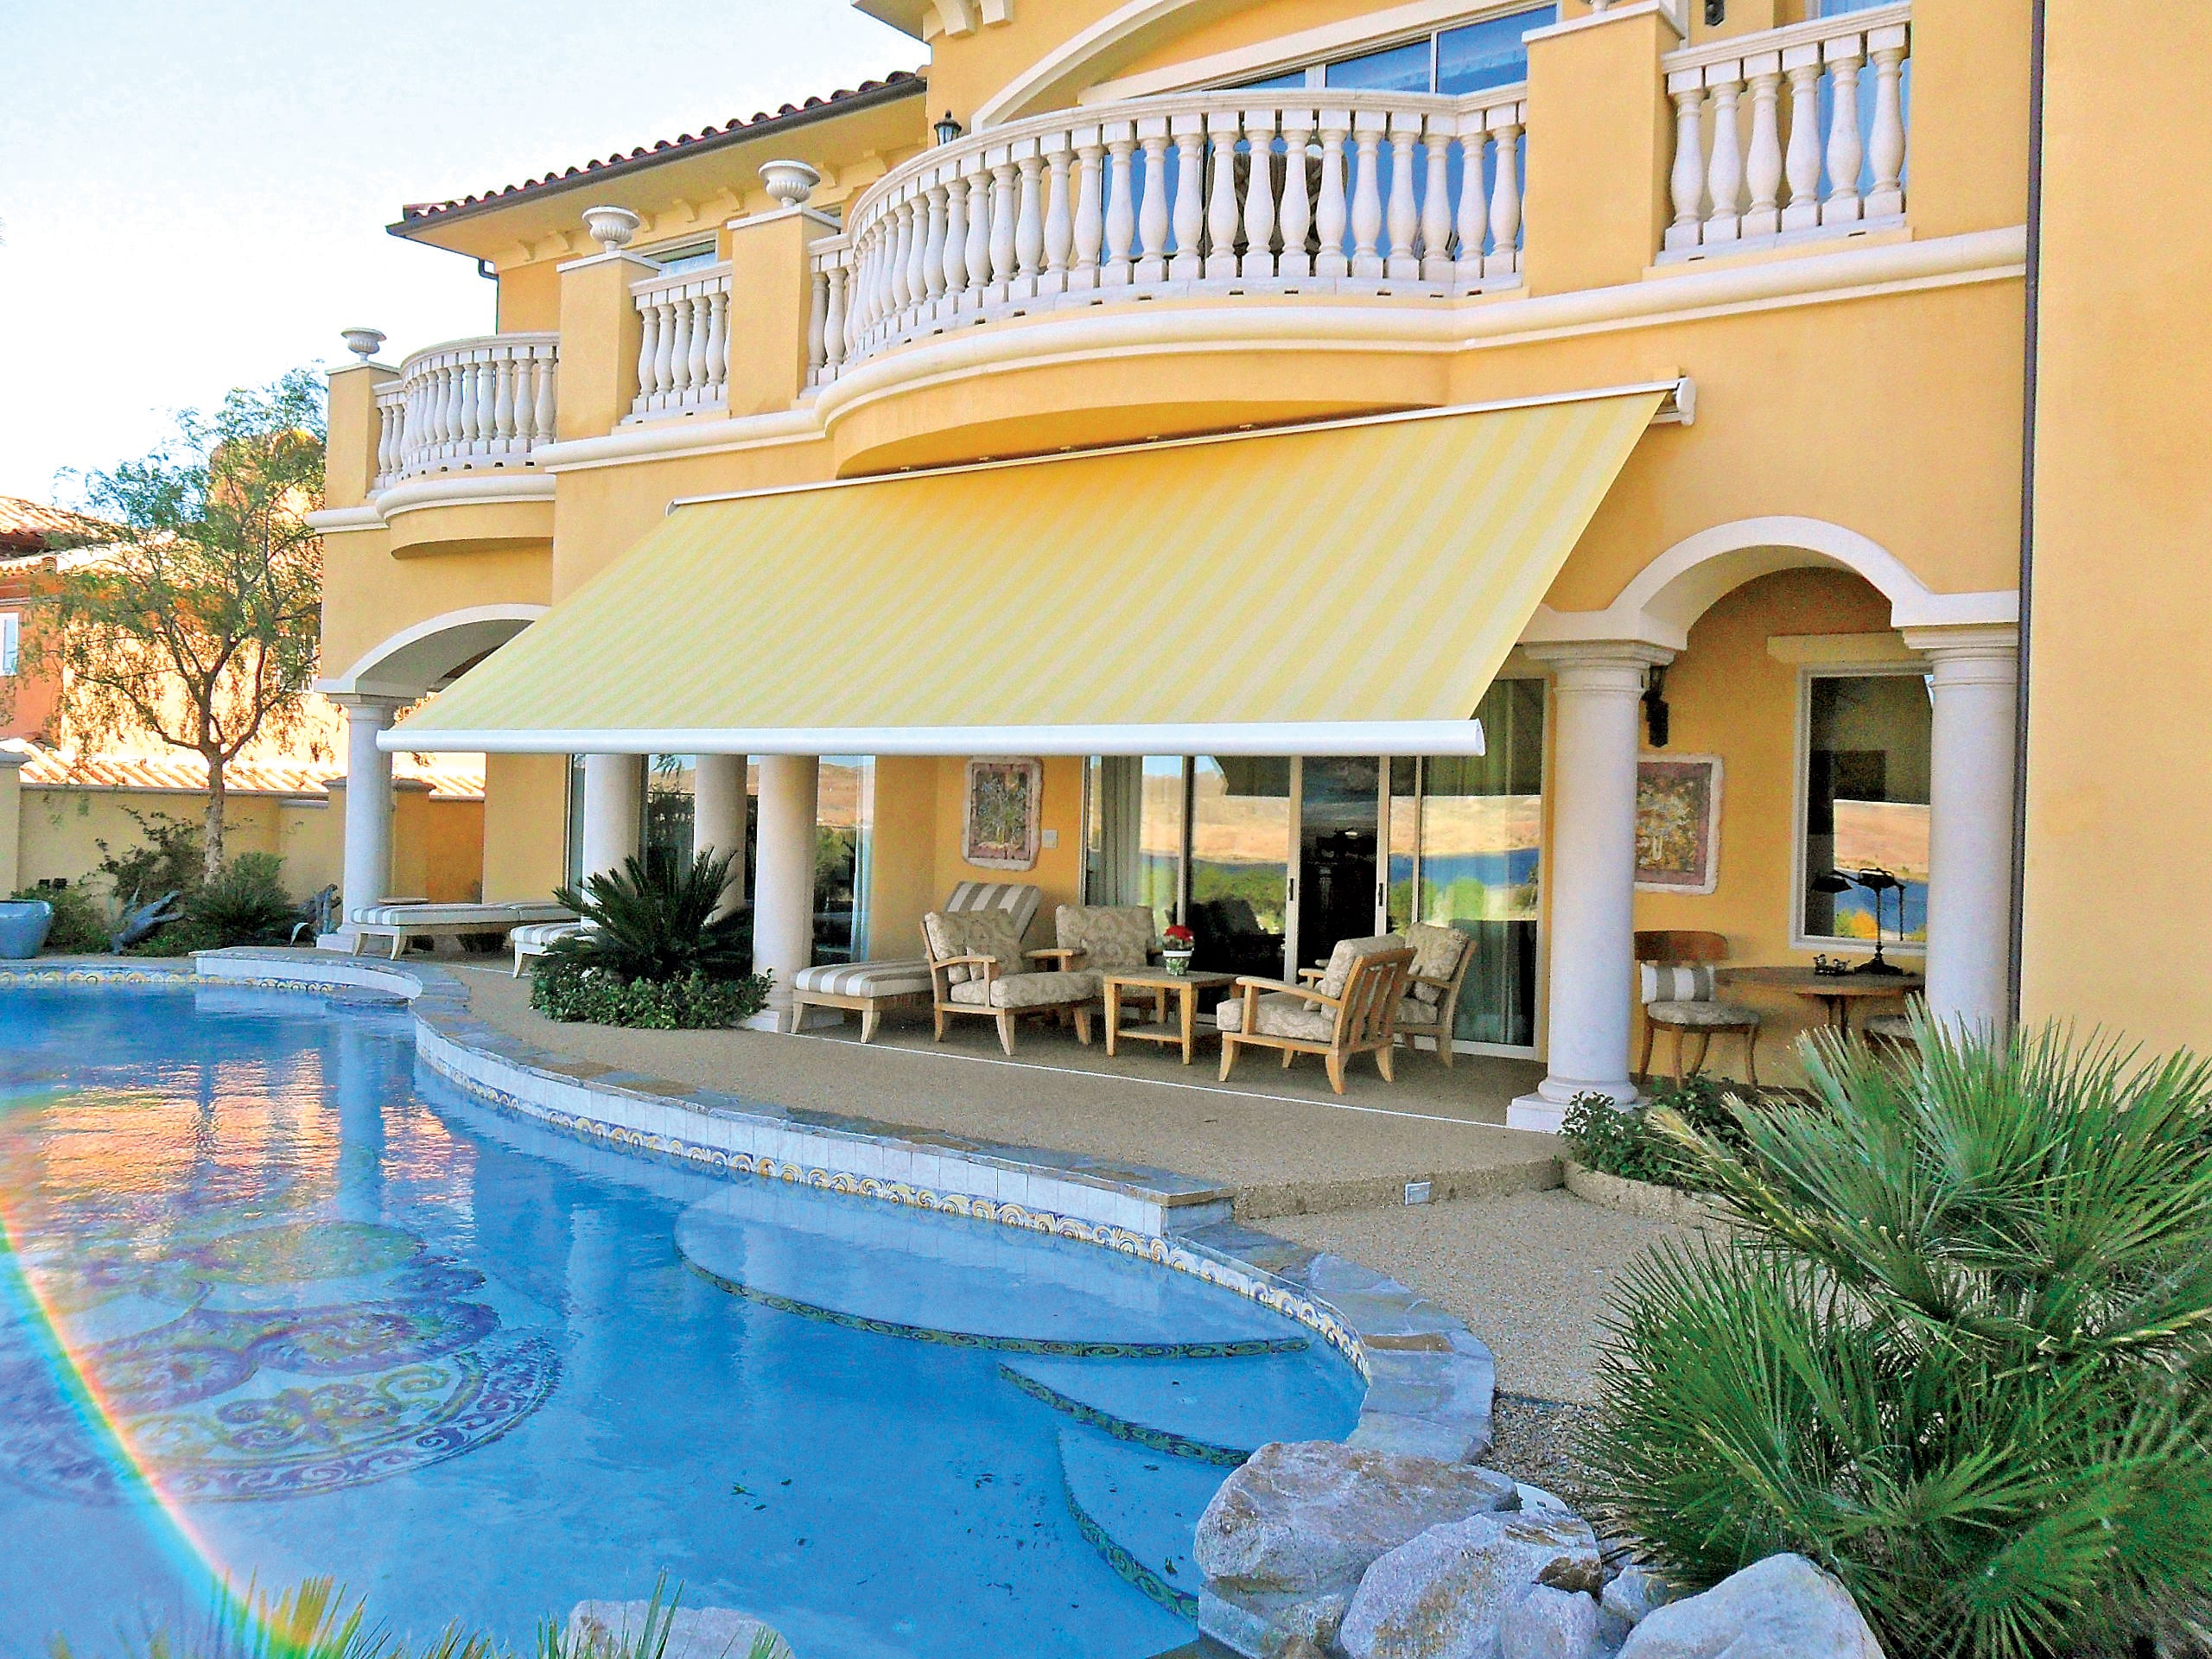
[805,84,1529,389]
[373,334,561,490]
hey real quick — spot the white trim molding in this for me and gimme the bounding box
[382,720,1491,759]
[374,471,556,521]
[319,604,548,701]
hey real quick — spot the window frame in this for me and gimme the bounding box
[1221,0,1548,97]
[1789,660,1933,957]
[0,612,18,677]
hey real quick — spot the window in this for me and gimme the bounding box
[1231,5,1548,95]
[642,239,719,274]
[1799,671,1932,948]
[0,613,17,677]
[815,756,874,964]
[644,754,698,868]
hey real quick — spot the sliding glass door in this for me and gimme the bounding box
[1188,756,1292,976]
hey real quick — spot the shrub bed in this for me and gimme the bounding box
[10,885,106,954]
[1559,1077,1749,1191]
[530,960,769,1031]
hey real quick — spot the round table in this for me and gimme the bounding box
[1719,966,1924,1031]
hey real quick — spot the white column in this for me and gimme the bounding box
[1510,644,1674,1132]
[750,753,820,1031]
[695,753,750,914]
[337,695,405,929]
[1904,625,2020,1036]
[578,753,642,884]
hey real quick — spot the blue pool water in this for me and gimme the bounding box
[0,986,1362,1657]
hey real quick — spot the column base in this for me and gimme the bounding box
[1507,1073,1639,1134]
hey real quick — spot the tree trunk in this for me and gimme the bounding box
[202,756,228,881]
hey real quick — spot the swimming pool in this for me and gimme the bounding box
[0,985,1362,1656]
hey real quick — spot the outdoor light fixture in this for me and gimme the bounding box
[934,111,964,146]
[1642,664,1670,748]
[1815,867,1909,976]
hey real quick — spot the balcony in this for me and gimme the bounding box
[804,82,1531,388]
[627,261,734,420]
[372,334,561,491]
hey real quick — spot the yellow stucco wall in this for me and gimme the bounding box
[867,755,943,962]
[320,530,553,686]
[2020,0,2212,1052]
[926,755,1089,952]
[481,753,569,903]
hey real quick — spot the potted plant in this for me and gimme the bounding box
[1160,923,1196,976]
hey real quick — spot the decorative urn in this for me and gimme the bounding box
[760,159,823,209]
[582,204,643,253]
[339,327,386,361]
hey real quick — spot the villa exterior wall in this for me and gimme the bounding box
[319,529,552,691]
[480,753,569,903]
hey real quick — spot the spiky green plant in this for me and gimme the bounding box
[548,849,753,983]
[1582,1010,2212,1659]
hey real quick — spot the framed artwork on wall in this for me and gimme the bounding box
[963,757,1044,870]
[1635,754,1724,894]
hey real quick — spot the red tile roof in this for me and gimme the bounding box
[7,743,485,801]
[0,496,124,554]
[392,71,925,232]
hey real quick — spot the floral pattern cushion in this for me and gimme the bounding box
[1402,922,1469,1006]
[925,909,1023,985]
[1217,991,1338,1042]
[1055,905,1154,972]
[949,969,1102,1008]
[1395,995,1442,1028]
[1315,935,1402,1001]
[1646,998,1758,1028]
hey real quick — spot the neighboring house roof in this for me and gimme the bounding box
[7,743,486,801]
[0,497,124,555]
[391,71,925,233]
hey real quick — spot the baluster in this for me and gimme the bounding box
[887,198,914,327]
[443,363,467,453]
[1666,78,1708,251]
[986,154,1017,300]
[1041,137,1074,294]
[964,155,994,303]
[1419,115,1453,282]
[1384,114,1420,279]
[492,353,516,442]
[514,357,539,442]
[906,190,934,322]
[405,382,425,457]
[533,346,556,441]
[703,288,728,399]
[1240,108,1278,279]
[1743,57,1785,238]
[807,269,828,383]
[652,297,679,400]
[1454,122,1488,283]
[1014,145,1046,295]
[372,399,391,481]
[476,359,498,445]
[1169,118,1205,280]
[457,359,481,448]
[1205,111,1242,279]
[689,291,714,396]
[943,173,972,308]
[1865,26,1909,219]
[1349,111,1387,278]
[1486,111,1523,280]
[1703,67,1746,245]
[1278,111,1314,279]
[923,181,950,307]
[1135,122,1173,283]
[667,296,695,400]
[1781,49,1824,231]
[420,366,440,449]
[851,226,878,346]
[1072,131,1107,289]
[1822,35,1866,226]
[1315,112,1350,277]
[1104,124,1139,285]
[822,262,848,378]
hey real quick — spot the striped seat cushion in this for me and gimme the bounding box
[512,922,588,950]
[351,903,517,928]
[792,959,936,998]
[943,880,1042,937]
[1639,963,1717,1004]
[507,902,581,925]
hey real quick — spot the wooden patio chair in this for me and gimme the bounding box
[1635,928,1761,1084]
[790,880,1041,1039]
[1217,937,1414,1094]
[923,906,1097,1057]
[1390,921,1475,1068]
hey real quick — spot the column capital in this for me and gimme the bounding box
[1522,639,1676,691]
[1900,623,2018,684]
[328,692,411,720]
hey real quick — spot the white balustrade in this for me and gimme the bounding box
[806,85,1529,388]
[628,263,734,419]
[1662,2,1910,257]
[371,334,560,491]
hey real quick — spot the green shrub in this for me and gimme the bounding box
[1583,1014,2212,1659]
[123,854,296,956]
[10,884,105,953]
[530,961,769,1030]
[549,849,752,982]
[1560,1076,1748,1190]
[96,810,203,901]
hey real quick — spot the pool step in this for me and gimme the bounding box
[1057,1424,1230,1621]
[1001,1352,1362,1465]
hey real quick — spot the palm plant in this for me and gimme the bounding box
[549,849,750,983]
[1584,1010,2212,1659]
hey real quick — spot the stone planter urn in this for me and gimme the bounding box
[759,159,822,208]
[0,899,54,960]
[339,327,386,360]
[582,205,643,252]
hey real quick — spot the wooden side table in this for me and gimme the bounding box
[1719,966,1925,1032]
[1102,969,1236,1064]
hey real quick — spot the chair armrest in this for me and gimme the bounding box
[1408,972,1452,991]
[1296,966,1327,984]
[1027,947,1085,967]
[1234,975,1344,1009]
[929,952,1005,987]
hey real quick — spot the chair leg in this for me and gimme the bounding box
[1743,1025,1759,1087]
[1071,1005,1094,1046]
[1281,1046,1295,1069]
[860,1002,880,1045]
[1438,1033,1454,1069]
[1325,1051,1347,1095]
[1219,1039,1239,1083]
[1689,1030,1713,1077]
[1376,1044,1395,1083]
[933,1006,948,1042]
[1671,1028,1686,1083]
[1638,1020,1656,1084]
[995,1011,1017,1056]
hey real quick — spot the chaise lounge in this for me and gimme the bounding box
[787,881,1042,1040]
[347,899,578,961]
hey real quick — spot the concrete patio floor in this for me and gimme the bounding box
[453,965,1562,1219]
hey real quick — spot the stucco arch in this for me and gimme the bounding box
[1522,516,2018,652]
[319,604,547,701]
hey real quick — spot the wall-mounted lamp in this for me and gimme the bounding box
[934,111,965,146]
[1704,0,1726,23]
[1642,664,1671,749]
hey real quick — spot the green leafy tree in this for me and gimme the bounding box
[32,370,326,881]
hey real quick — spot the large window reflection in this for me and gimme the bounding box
[644,754,697,868]
[1801,672,1930,946]
[816,756,874,964]
[1189,757,1292,977]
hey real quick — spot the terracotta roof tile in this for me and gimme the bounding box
[395,71,925,230]
[0,496,124,554]
[8,743,484,801]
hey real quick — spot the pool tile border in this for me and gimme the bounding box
[47,950,1496,1459]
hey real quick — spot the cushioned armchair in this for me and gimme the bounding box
[1217,936,1414,1094]
[1635,929,1760,1084]
[1389,921,1475,1068]
[923,906,1098,1056]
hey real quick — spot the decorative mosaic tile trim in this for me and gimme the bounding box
[0,963,194,987]
[996,1363,1250,1467]
[1061,1462,1198,1620]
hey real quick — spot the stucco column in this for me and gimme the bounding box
[1904,624,2020,1036]
[336,695,406,925]
[750,753,818,1031]
[694,753,749,913]
[578,754,643,884]
[1510,643,1675,1133]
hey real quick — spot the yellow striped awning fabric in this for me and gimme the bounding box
[389,385,1668,756]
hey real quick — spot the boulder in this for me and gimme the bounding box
[1614,1554,1885,1659]
[1595,1564,1675,1649]
[1199,1584,1352,1659]
[567,1601,794,1659]
[1500,1585,1603,1659]
[1196,1441,1519,1597]
[1340,1509,1603,1659]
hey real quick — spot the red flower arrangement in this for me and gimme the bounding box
[1162,925,1195,948]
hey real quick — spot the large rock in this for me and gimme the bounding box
[1596,1564,1675,1649]
[1196,1440,1519,1597]
[1615,1554,1885,1659]
[1198,1584,1353,1659]
[1499,1585,1602,1659]
[567,1601,794,1659]
[1340,1510,1602,1659]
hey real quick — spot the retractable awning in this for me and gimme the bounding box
[386,382,1675,757]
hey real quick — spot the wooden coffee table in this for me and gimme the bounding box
[1102,969,1236,1064]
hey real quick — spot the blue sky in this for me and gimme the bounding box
[0,0,918,502]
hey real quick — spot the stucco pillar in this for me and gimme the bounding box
[578,754,643,883]
[0,747,25,897]
[694,753,750,913]
[1510,643,1675,1133]
[1904,624,2020,1036]
[750,753,819,1031]
[336,696,406,924]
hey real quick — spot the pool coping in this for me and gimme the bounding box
[3,950,1497,1464]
